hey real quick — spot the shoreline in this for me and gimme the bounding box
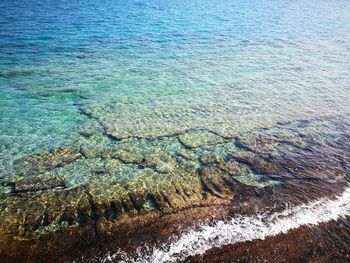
[1,117,349,262]
[186,215,350,263]
[1,180,347,262]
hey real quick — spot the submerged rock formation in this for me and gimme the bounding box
[12,148,82,177]
[0,116,349,262]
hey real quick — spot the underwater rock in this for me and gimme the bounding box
[177,148,197,160]
[0,187,91,241]
[1,118,350,262]
[199,166,227,198]
[218,160,251,176]
[12,148,81,177]
[200,151,225,164]
[144,152,177,173]
[234,173,279,188]
[178,130,224,148]
[0,186,12,195]
[14,176,66,193]
[236,130,309,156]
[112,143,145,164]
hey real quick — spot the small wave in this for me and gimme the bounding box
[101,186,350,263]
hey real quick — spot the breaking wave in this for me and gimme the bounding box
[101,186,350,263]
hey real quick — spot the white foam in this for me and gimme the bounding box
[103,186,350,263]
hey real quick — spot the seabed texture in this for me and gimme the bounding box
[1,115,350,262]
[1,1,350,262]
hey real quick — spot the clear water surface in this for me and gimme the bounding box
[1,0,350,181]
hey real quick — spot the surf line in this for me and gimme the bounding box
[102,186,350,263]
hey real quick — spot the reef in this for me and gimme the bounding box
[0,116,349,262]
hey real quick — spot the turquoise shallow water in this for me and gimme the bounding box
[1,0,350,180]
[1,1,350,261]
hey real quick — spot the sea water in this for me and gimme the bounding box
[1,1,350,261]
[1,0,350,176]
